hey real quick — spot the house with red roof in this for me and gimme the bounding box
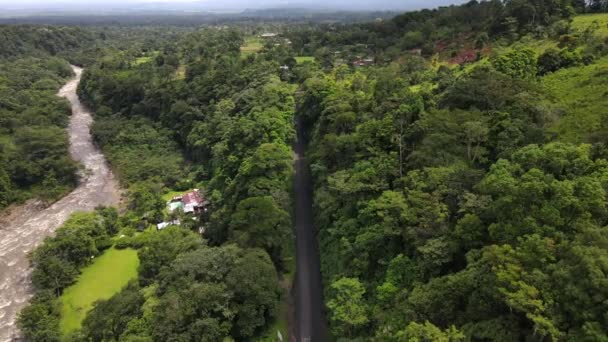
[167,189,207,215]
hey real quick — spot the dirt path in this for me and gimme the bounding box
[293,118,329,342]
[0,66,120,342]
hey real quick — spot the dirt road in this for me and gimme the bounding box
[0,66,120,342]
[293,118,329,342]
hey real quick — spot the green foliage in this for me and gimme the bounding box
[59,248,140,335]
[0,57,78,208]
[538,48,585,74]
[18,208,120,341]
[90,117,186,188]
[16,9,608,341]
[30,209,119,295]
[296,22,608,338]
[397,321,464,342]
[80,282,145,342]
[326,277,369,337]
[229,196,291,268]
[137,226,204,285]
[18,292,62,342]
[543,55,608,142]
[492,48,538,80]
[152,245,280,341]
[0,25,95,59]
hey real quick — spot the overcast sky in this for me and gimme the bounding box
[0,0,467,12]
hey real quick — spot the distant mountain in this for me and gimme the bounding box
[198,0,468,11]
[0,0,468,17]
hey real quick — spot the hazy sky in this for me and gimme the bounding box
[0,0,467,12]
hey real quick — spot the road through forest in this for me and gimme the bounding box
[0,66,120,342]
[293,118,329,342]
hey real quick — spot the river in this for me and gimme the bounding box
[0,66,120,342]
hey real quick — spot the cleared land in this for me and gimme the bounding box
[544,56,608,142]
[572,13,608,37]
[60,248,139,335]
[241,36,263,55]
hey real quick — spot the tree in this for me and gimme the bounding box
[229,196,291,268]
[31,255,78,295]
[492,49,538,80]
[137,226,203,285]
[152,246,280,341]
[81,282,144,342]
[397,321,464,342]
[326,277,369,337]
[126,180,165,221]
[18,293,61,342]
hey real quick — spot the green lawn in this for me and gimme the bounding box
[543,56,608,142]
[294,56,315,64]
[60,248,140,335]
[162,190,185,202]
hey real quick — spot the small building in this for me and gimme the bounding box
[168,201,184,212]
[353,57,374,67]
[157,219,180,231]
[167,189,207,215]
[260,33,278,38]
[182,189,206,214]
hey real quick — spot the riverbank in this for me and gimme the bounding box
[0,66,121,342]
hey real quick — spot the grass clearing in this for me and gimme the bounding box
[162,190,185,202]
[572,13,608,37]
[543,56,608,143]
[133,51,159,66]
[134,56,152,65]
[59,248,139,335]
[241,36,263,55]
[295,56,315,64]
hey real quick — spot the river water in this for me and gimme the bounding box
[0,66,120,341]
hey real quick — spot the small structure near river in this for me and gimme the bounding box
[156,189,208,231]
[168,189,207,215]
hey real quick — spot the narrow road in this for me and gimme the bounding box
[0,66,120,342]
[293,118,329,342]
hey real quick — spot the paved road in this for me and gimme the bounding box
[293,118,329,342]
[0,67,120,342]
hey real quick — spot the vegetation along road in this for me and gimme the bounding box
[293,118,329,341]
[0,67,120,342]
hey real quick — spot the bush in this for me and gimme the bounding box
[537,48,583,75]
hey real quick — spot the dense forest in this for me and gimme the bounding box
[0,26,88,209]
[18,26,298,341]
[8,0,608,341]
[295,0,608,340]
